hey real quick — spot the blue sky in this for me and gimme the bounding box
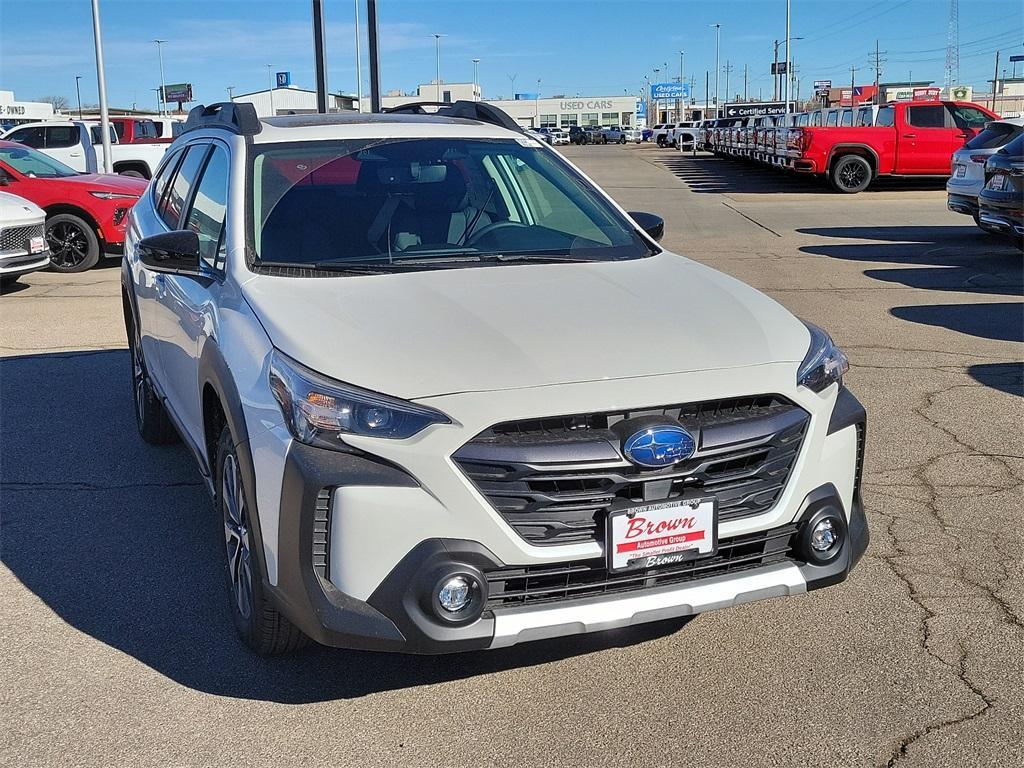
[2,0,1021,109]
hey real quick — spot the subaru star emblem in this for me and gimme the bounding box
[623,425,696,468]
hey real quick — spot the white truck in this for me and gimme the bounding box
[1,121,168,179]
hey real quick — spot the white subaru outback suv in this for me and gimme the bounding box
[122,101,867,654]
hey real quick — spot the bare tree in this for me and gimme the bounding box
[38,95,70,112]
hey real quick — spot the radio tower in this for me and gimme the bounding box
[944,0,960,91]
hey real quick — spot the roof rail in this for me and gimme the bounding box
[182,102,262,136]
[382,100,523,133]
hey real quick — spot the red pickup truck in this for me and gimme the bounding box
[783,100,999,192]
[108,117,172,144]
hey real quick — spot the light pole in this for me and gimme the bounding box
[354,0,363,112]
[789,36,805,109]
[153,39,167,117]
[75,75,83,118]
[432,33,445,101]
[711,23,721,117]
[266,64,275,115]
[784,0,791,112]
[678,50,685,120]
[535,78,541,126]
[227,86,235,101]
[472,58,480,100]
[91,0,112,172]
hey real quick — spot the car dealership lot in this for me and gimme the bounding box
[2,145,1021,767]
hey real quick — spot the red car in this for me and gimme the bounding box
[783,100,999,192]
[0,139,147,272]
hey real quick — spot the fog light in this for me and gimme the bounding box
[811,518,838,552]
[438,576,471,613]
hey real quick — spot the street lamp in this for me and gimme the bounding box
[535,78,541,126]
[790,36,805,109]
[710,24,721,116]
[75,75,83,118]
[227,86,235,101]
[152,39,167,117]
[784,0,791,111]
[472,58,480,100]
[678,50,685,120]
[431,33,445,101]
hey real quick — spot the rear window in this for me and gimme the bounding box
[876,107,895,127]
[907,105,946,128]
[998,133,1024,156]
[840,110,853,127]
[965,122,1022,150]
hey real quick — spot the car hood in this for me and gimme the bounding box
[0,190,45,221]
[241,252,810,400]
[60,173,148,195]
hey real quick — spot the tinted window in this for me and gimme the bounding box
[160,145,209,229]
[840,110,853,127]
[856,108,872,126]
[999,133,1024,157]
[0,145,79,177]
[152,148,184,209]
[7,126,46,148]
[135,120,159,139]
[185,146,229,269]
[876,106,895,127]
[826,111,838,126]
[947,106,990,130]
[907,105,946,128]
[46,125,79,149]
[111,121,126,140]
[965,123,1022,150]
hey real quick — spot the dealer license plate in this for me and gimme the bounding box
[29,236,46,254]
[987,174,1007,191]
[954,164,966,178]
[607,497,717,572]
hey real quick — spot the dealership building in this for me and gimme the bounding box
[0,90,57,125]
[381,82,639,129]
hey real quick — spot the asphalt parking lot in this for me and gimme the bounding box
[2,144,1022,767]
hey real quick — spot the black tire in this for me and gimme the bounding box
[619,135,626,144]
[129,316,179,445]
[46,213,101,273]
[118,169,146,178]
[829,155,873,194]
[216,426,308,654]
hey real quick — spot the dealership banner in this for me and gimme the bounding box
[651,82,690,101]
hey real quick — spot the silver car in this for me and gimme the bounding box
[947,118,1024,229]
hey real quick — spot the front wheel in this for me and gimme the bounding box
[129,318,178,445]
[46,213,100,272]
[217,426,308,654]
[829,155,873,194]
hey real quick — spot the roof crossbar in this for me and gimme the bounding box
[182,102,262,136]
[382,100,523,133]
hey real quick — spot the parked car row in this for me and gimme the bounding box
[946,118,1024,240]
[696,99,999,193]
[0,139,147,283]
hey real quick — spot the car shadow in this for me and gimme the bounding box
[0,349,693,704]
[654,152,948,195]
[967,362,1024,398]
[890,303,1024,343]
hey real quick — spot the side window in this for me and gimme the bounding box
[45,125,79,149]
[876,106,895,127]
[907,106,946,128]
[152,148,184,209]
[111,121,126,141]
[947,106,990,130]
[184,146,230,269]
[826,111,838,126]
[856,108,871,126]
[840,110,853,127]
[159,145,209,229]
[7,126,46,148]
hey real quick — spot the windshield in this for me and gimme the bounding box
[250,137,653,270]
[0,145,79,178]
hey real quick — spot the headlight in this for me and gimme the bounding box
[89,191,140,200]
[268,349,450,450]
[797,321,849,392]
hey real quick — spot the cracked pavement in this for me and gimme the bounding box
[2,145,1022,767]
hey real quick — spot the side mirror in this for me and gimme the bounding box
[0,173,10,186]
[628,211,665,242]
[138,230,202,275]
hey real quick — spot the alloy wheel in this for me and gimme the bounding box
[839,163,868,190]
[46,221,90,270]
[222,453,253,620]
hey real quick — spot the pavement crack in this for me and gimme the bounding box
[720,201,782,237]
[3,480,203,492]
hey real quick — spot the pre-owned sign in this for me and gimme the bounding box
[724,101,787,118]
[650,82,689,100]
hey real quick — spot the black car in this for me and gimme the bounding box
[568,125,589,145]
[978,132,1024,248]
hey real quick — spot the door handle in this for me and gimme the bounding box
[69,152,82,157]
[903,133,916,139]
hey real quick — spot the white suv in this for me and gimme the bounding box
[122,101,867,654]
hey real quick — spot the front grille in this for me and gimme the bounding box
[453,395,809,546]
[485,523,799,609]
[0,223,44,255]
[854,423,866,495]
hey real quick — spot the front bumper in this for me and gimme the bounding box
[0,250,50,276]
[259,382,868,653]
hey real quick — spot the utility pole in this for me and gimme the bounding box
[773,40,780,101]
[226,85,235,101]
[508,73,517,98]
[266,64,275,115]
[705,70,710,115]
[472,58,480,100]
[723,61,733,104]
[711,23,721,117]
[153,39,167,117]
[850,66,857,108]
[367,0,381,112]
[75,75,83,118]
[991,50,1000,111]
[535,78,541,127]
[91,0,112,173]
[743,63,748,101]
[354,0,363,112]
[678,50,685,121]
